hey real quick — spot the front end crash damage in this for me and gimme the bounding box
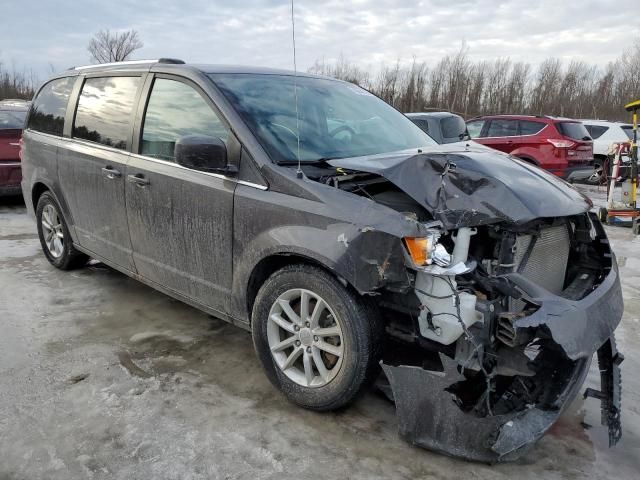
[382,271,623,462]
[378,215,624,462]
[299,147,624,462]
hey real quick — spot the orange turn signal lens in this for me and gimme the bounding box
[404,237,430,265]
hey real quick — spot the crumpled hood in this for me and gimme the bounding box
[328,143,592,229]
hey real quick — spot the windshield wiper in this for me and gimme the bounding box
[277,157,339,166]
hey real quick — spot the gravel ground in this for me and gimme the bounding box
[1,185,639,480]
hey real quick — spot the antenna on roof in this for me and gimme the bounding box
[290,0,302,178]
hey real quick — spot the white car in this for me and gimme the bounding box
[580,119,634,183]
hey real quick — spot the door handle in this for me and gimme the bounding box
[101,166,122,179]
[127,173,150,187]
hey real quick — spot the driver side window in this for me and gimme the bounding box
[141,78,229,162]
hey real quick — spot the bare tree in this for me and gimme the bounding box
[374,60,402,106]
[309,54,371,87]
[88,29,143,64]
[0,59,35,100]
[309,35,640,121]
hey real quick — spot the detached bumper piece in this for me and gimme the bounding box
[584,337,624,447]
[382,264,624,463]
[382,353,584,463]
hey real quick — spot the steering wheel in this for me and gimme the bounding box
[270,122,299,140]
[329,125,356,138]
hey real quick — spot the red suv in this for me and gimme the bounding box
[0,99,30,196]
[466,115,593,181]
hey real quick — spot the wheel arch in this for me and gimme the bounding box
[245,252,354,326]
[593,153,608,165]
[31,181,51,211]
[31,181,78,243]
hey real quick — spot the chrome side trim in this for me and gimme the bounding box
[236,179,268,190]
[0,162,21,167]
[26,130,268,191]
[24,129,66,146]
[475,124,549,140]
[63,136,130,155]
[129,153,268,190]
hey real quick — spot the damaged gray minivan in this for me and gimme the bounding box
[21,60,623,462]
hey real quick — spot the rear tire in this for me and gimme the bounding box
[251,264,382,411]
[586,160,604,185]
[36,192,88,270]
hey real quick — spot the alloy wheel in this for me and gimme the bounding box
[267,288,344,388]
[41,204,64,258]
[587,165,604,185]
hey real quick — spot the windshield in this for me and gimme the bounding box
[210,73,436,163]
[0,110,27,130]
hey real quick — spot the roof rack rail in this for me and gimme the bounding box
[467,114,550,120]
[158,58,185,64]
[70,58,185,71]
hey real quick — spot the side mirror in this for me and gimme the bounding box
[175,135,235,174]
[459,131,471,141]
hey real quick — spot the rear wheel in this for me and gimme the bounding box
[251,264,382,411]
[36,192,88,270]
[586,159,605,185]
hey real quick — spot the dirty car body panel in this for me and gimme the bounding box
[20,62,624,462]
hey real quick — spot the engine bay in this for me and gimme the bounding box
[300,160,623,462]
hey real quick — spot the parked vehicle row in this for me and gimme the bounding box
[405,110,636,185]
[580,119,635,184]
[0,99,30,196]
[406,112,594,181]
[20,59,623,462]
[466,115,593,181]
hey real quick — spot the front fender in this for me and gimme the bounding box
[230,184,422,322]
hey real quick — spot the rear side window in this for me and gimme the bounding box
[556,122,590,141]
[584,125,608,139]
[441,116,466,139]
[487,119,518,137]
[519,120,545,136]
[621,126,634,140]
[410,118,430,134]
[140,78,229,162]
[73,76,140,150]
[27,77,75,136]
[0,110,27,130]
[466,120,485,138]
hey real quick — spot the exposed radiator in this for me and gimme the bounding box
[510,225,571,310]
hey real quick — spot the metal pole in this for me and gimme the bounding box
[631,109,637,209]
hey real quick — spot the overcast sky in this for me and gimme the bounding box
[1,0,636,79]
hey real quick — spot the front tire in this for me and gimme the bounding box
[36,192,88,270]
[598,206,608,224]
[251,264,382,411]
